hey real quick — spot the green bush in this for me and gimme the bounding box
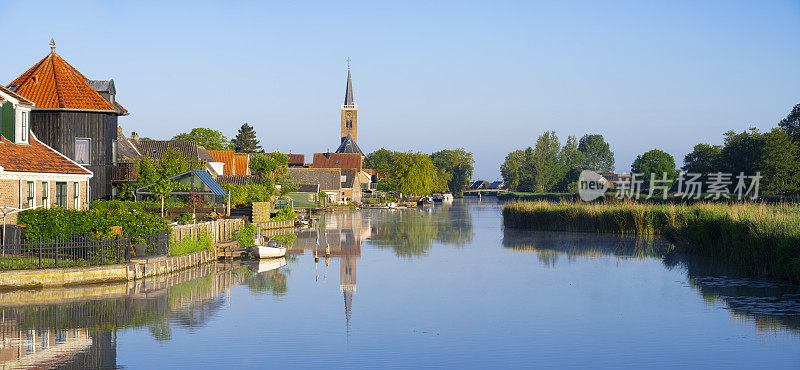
[236,223,256,248]
[18,208,168,242]
[170,232,213,256]
[173,213,194,224]
[272,207,297,222]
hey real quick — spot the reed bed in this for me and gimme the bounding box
[502,200,800,282]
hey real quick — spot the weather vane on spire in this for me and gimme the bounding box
[49,38,56,53]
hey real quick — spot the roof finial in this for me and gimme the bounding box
[49,38,56,53]
[347,56,351,70]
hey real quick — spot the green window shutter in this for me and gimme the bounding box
[0,102,15,141]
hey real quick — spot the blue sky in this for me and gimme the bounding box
[1,0,798,180]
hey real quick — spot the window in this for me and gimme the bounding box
[24,181,34,208]
[41,181,49,208]
[75,139,90,164]
[73,182,80,209]
[55,182,67,208]
[20,111,28,142]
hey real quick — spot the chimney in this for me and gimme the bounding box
[131,132,139,141]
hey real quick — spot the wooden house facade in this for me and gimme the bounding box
[6,42,128,201]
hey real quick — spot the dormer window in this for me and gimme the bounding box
[20,111,28,143]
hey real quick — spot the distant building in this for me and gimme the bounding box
[110,133,224,193]
[287,168,343,204]
[312,152,364,172]
[470,180,490,190]
[6,40,128,201]
[336,61,362,155]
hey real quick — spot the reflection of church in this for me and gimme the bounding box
[290,212,372,333]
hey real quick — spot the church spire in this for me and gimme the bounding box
[344,57,354,106]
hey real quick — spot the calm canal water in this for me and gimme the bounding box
[1,198,799,368]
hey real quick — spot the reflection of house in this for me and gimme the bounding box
[7,41,128,201]
[1,86,93,223]
[0,321,114,368]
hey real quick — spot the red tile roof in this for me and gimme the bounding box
[7,52,127,114]
[234,154,250,176]
[0,135,91,175]
[0,85,34,106]
[312,153,363,172]
[264,152,305,167]
[208,150,236,175]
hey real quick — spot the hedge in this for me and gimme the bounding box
[17,208,169,243]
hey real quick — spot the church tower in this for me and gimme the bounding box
[340,59,357,143]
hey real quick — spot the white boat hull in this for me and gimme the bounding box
[252,245,287,258]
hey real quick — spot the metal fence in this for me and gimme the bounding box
[0,231,170,271]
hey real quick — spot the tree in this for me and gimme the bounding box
[759,128,800,195]
[150,178,174,217]
[531,131,563,193]
[779,103,800,143]
[430,148,475,196]
[172,128,233,150]
[556,135,584,192]
[578,134,615,172]
[159,148,203,178]
[365,148,400,191]
[500,147,536,192]
[232,123,262,153]
[717,128,765,175]
[631,149,678,191]
[392,152,447,195]
[682,143,722,173]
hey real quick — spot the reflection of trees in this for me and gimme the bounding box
[503,229,800,334]
[663,252,800,334]
[502,229,670,266]
[247,269,289,295]
[370,202,474,258]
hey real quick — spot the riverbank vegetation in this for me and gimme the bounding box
[365,148,474,196]
[502,201,800,282]
[501,133,614,193]
[169,232,213,256]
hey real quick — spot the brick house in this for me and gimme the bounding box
[0,86,92,224]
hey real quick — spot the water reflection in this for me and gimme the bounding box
[367,200,474,257]
[503,228,800,334]
[0,261,281,368]
[289,212,367,334]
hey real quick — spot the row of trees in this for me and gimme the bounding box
[500,103,800,197]
[365,148,475,196]
[682,104,800,195]
[171,123,263,152]
[500,133,615,193]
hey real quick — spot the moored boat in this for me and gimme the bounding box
[251,238,287,258]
